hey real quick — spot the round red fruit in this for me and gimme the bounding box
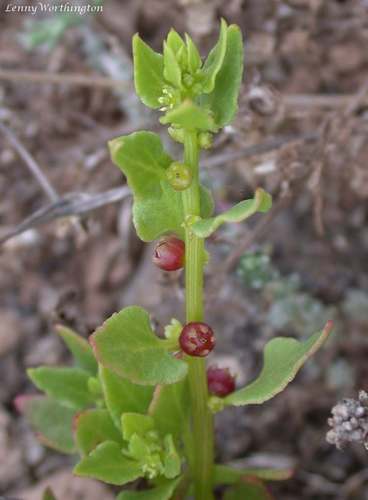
[152,237,185,271]
[207,366,236,397]
[179,322,215,357]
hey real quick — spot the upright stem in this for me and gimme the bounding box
[182,131,214,500]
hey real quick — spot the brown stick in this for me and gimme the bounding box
[0,69,363,109]
[0,187,131,245]
[0,69,130,90]
[0,121,58,201]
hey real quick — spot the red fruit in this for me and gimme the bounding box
[152,236,185,271]
[179,322,215,357]
[207,366,236,397]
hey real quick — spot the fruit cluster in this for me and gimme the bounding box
[153,236,235,397]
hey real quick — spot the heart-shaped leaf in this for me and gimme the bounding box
[191,188,272,238]
[55,324,97,375]
[225,321,333,407]
[133,34,164,109]
[109,131,214,241]
[91,306,188,385]
[27,367,95,410]
[75,409,122,455]
[109,131,182,241]
[74,440,142,485]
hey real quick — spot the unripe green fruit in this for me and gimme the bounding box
[198,132,213,150]
[166,162,192,191]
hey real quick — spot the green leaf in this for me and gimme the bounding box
[116,477,182,500]
[121,413,155,441]
[225,321,333,407]
[191,188,272,238]
[100,366,154,429]
[42,487,57,500]
[202,25,243,127]
[22,396,76,454]
[91,306,188,385]
[214,464,293,485]
[160,100,215,131]
[163,434,181,479]
[201,19,228,93]
[75,409,122,455]
[166,29,186,54]
[185,34,202,73]
[74,441,141,485]
[128,433,151,462]
[27,367,95,410]
[109,131,214,240]
[150,380,190,439]
[109,131,184,242]
[55,324,97,375]
[224,478,272,500]
[133,34,165,109]
[200,184,215,218]
[163,42,182,88]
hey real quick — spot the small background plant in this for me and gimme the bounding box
[18,21,333,500]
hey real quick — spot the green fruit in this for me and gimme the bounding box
[198,132,213,150]
[166,162,192,191]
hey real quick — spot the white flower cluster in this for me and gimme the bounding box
[326,391,368,450]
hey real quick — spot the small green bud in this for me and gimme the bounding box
[168,126,185,144]
[183,72,194,88]
[208,395,226,413]
[164,318,183,341]
[166,162,192,191]
[198,132,213,149]
[192,82,202,95]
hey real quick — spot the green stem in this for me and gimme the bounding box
[182,131,214,500]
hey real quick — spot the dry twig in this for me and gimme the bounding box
[0,69,129,90]
[0,187,130,245]
[1,131,316,245]
[202,132,318,168]
[0,121,58,201]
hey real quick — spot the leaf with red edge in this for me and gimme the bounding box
[225,321,333,407]
[91,306,187,386]
[18,395,76,454]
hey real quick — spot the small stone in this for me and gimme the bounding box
[0,310,22,356]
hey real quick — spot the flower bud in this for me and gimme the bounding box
[166,162,192,191]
